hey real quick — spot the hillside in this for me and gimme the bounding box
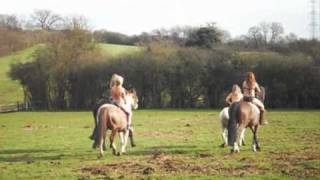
[0,46,38,105]
[0,43,141,105]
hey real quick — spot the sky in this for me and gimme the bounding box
[0,0,313,38]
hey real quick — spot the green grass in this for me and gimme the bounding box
[0,110,319,179]
[98,43,142,57]
[0,43,141,105]
[0,46,39,105]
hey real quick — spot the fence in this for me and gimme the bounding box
[0,102,31,113]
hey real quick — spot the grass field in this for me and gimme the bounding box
[0,43,141,105]
[99,43,141,57]
[0,110,319,179]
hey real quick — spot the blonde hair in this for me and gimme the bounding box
[110,74,124,88]
[232,84,241,95]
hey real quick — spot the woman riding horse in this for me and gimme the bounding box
[219,84,244,147]
[242,72,268,125]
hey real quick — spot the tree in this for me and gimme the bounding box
[185,23,222,48]
[30,9,62,30]
[270,22,284,44]
[63,15,90,30]
[247,26,263,48]
[0,14,21,30]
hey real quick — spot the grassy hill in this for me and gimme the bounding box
[0,46,39,105]
[0,44,141,105]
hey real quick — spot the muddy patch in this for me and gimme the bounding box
[81,150,269,177]
[270,147,320,178]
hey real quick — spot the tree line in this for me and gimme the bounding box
[5,10,320,109]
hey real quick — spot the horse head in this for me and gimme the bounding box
[125,89,139,110]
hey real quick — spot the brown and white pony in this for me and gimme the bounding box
[227,87,265,153]
[94,90,138,157]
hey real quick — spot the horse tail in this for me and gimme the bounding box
[94,107,108,146]
[228,102,240,146]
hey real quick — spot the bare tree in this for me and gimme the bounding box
[0,14,21,30]
[30,9,62,30]
[62,15,90,30]
[270,22,284,44]
[259,22,271,46]
[247,26,263,48]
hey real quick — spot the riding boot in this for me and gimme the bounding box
[259,109,269,125]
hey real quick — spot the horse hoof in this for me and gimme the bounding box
[230,149,239,153]
[131,143,136,147]
[220,143,228,148]
[116,152,121,156]
[98,154,104,159]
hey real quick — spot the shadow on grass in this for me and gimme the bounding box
[129,145,206,156]
[0,154,63,163]
[0,149,56,155]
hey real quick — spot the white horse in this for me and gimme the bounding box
[219,107,246,147]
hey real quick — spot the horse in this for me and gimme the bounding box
[94,90,139,157]
[219,107,245,147]
[227,87,265,153]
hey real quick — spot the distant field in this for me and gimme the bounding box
[0,44,141,105]
[0,110,319,179]
[99,43,142,57]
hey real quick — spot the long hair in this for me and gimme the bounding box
[232,84,242,96]
[246,72,256,89]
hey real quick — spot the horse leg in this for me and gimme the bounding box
[250,125,260,152]
[233,125,245,153]
[119,130,129,155]
[221,128,228,147]
[129,127,136,147]
[99,134,105,158]
[103,133,107,150]
[240,129,246,146]
[253,125,261,151]
[109,130,117,155]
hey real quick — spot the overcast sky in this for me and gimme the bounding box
[0,0,312,38]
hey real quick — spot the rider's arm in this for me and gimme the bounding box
[255,82,261,93]
[120,87,127,104]
[226,93,232,105]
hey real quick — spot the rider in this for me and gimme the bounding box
[226,84,243,105]
[90,74,130,140]
[109,74,132,130]
[242,72,268,125]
